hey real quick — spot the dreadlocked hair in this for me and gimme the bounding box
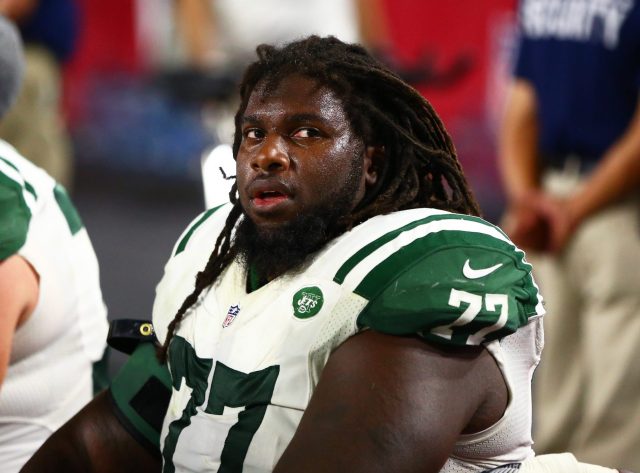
[159,182,242,363]
[159,35,481,362]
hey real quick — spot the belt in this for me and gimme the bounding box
[542,154,599,175]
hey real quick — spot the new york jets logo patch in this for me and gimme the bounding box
[292,286,324,319]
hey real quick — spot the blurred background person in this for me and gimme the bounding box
[499,0,640,470]
[0,15,108,473]
[173,0,391,71]
[0,0,78,189]
[169,0,394,207]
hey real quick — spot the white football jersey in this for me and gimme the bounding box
[0,140,108,472]
[153,204,544,473]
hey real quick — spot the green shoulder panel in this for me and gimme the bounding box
[0,166,31,260]
[349,215,541,346]
[109,343,172,454]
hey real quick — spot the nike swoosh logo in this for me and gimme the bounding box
[462,259,503,279]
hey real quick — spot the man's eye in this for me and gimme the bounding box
[292,128,320,138]
[245,129,264,139]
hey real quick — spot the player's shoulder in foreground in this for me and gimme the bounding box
[0,140,39,259]
[323,208,544,346]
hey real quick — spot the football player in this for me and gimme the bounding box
[19,36,630,473]
[0,14,108,473]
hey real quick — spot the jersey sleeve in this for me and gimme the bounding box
[355,226,544,347]
[0,160,32,260]
[109,343,172,456]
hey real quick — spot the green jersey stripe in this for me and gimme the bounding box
[24,181,37,200]
[0,155,18,172]
[338,216,524,291]
[174,204,225,256]
[333,213,510,285]
[334,213,482,284]
[54,184,84,235]
[0,156,37,201]
[0,171,31,259]
[354,232,529,298]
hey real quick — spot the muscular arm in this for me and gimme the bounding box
[0,254,38,388]
[498,79,557,251]
[274,330,508,473]
[20,390,161,473]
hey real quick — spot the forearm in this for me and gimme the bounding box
[498,79,542,202]
[174,0,215,68]
[0,0,37,21]
[354,0,392,51]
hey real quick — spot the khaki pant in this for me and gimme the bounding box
[0,45,73,188]
[530,166,640,472]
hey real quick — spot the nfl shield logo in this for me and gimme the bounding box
[223,304,241,328]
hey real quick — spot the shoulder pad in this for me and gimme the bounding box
[338,213,543,345]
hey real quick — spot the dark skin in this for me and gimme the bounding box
[23,336,505,473]
[242,76,508,471]
[275,332,507,473]
[236,74,377,233]
[21,75,508,473]
[21,391,161,473]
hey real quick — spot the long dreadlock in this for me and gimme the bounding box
[160,35,481,362]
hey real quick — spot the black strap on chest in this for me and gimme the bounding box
[107,318,158,354]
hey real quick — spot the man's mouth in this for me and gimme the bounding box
[253,190,289,206]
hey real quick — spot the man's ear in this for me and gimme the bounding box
[364,145,385,187]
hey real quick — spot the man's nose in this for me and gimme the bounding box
[253,135,289,173]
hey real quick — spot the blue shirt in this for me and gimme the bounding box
[20,0,79,63]
[514,0,640,168]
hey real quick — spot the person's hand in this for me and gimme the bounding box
[501,204,550,252]
[501,191,552,252]
[537,195,584,254]
[502,189,586,255]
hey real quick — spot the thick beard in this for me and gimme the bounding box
[235,161,363,282]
